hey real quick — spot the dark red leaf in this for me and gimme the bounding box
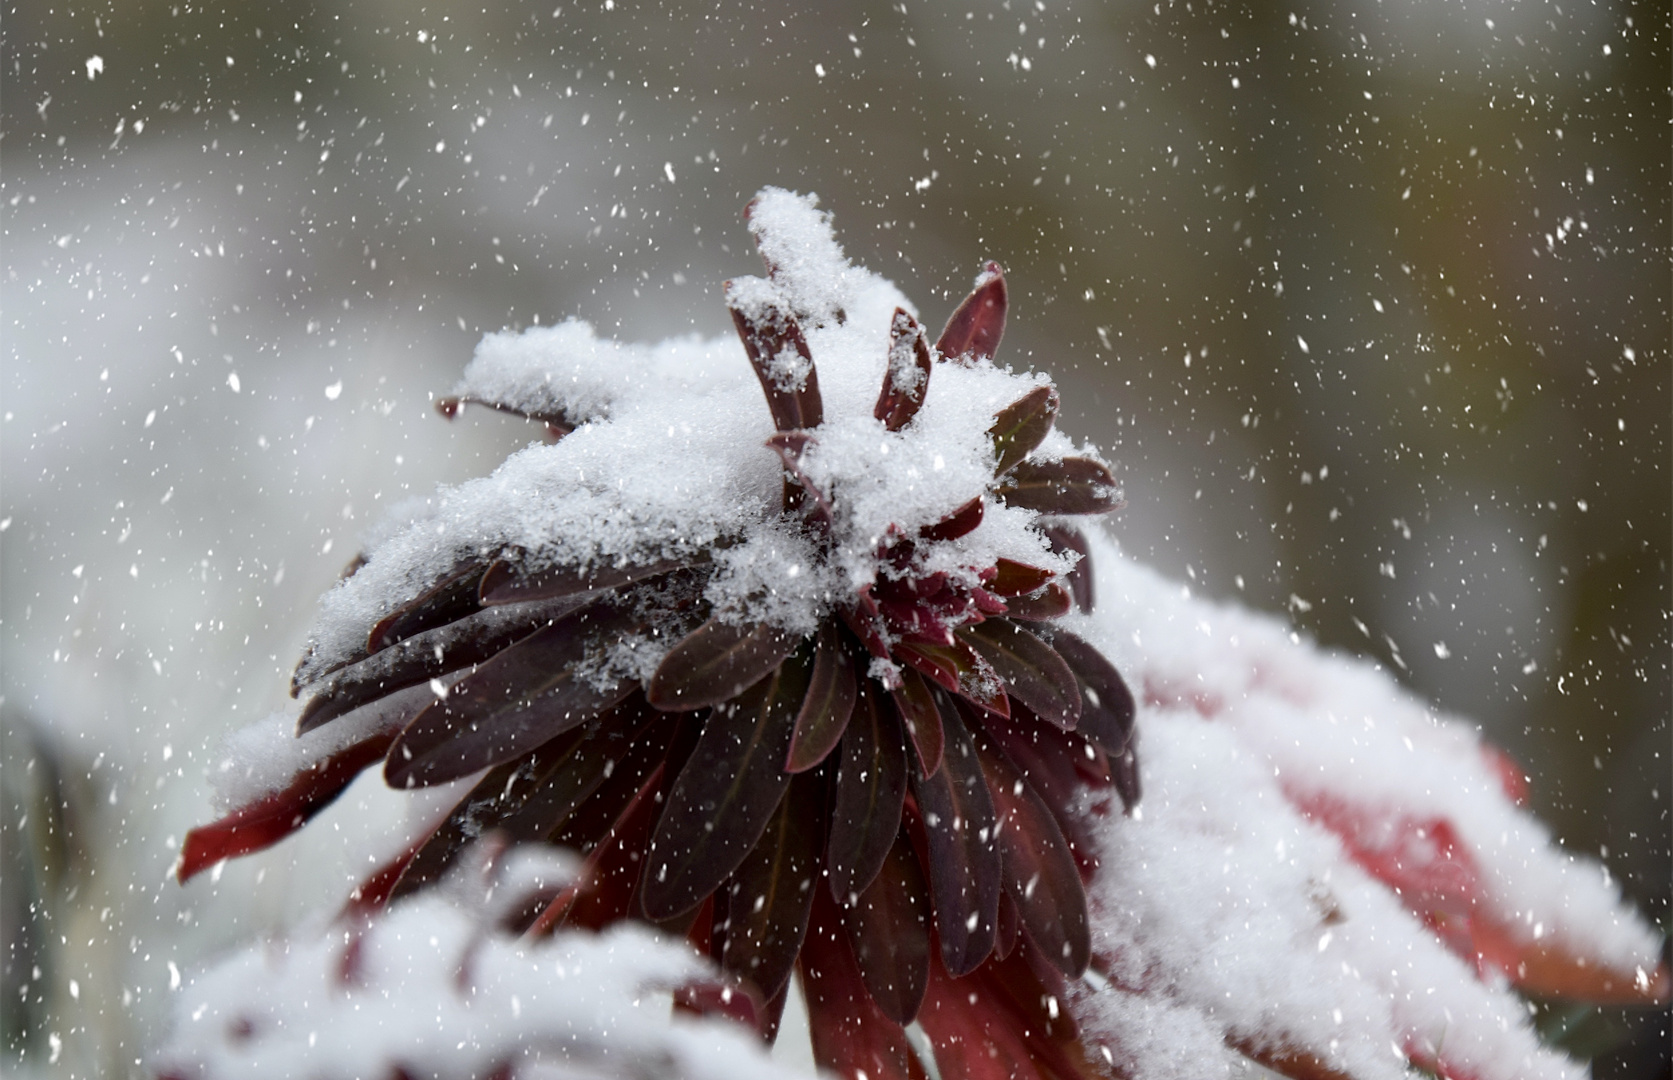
[765,431,835,526]
[366,559,489,654]
[434,395,573,442]
[917,495,984,544]
[383,604,640,789]
[960,620,1081,730]
[894,637,1010,718]
[477,555,694,606]
[298,599,588,734]
[910,698,1000,977]
[713,770,826,1001]
[997,456,1121,516]
[987,385,1058,476]
[786,625,857,773]
[800,889,928,1080]
[979,708,1109,883]
[890,667,944,779]
[726,285,824,432]
[985,557,1058,598]
[1041,525,1095,614]
[178,730,396,882]
[874,308,934,432]
[639,650,810,920]
[1112,742,1141,811]
[826,679,910,902]
[1002,582,1073,622]
[389,700,657,900]
[533,753,673,935]
[647,616,801,711]
[935,262,1007,365]
[994,890,1020,960]
[839,830,932,1024]
[1045,629,1135,756]
[972,731,1090,977]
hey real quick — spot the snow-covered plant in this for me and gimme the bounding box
[169,190,1667,1080]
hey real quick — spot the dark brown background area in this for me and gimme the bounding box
[4,0,1666,1074]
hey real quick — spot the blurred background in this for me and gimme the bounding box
[3,0,1666,1075]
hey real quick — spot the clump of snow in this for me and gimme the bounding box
[744,187,854,327]
[1064,528,1661,1079]
[156,843,815,1080]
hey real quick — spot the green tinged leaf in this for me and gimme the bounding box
[986,385,1058,476]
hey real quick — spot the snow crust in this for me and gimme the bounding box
[156,848,815,1080]
[1066,529,1660,1079]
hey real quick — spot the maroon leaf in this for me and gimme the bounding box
[1112,742,1141,811]
[910,697,1001,977]
[997,456,1121,516]
[826,679,909,902]
[935,261,1007,365]
[178,730,397,882]
[889,666,944,779]
[714,769,826,1000]
[478,555,695,606]
[366,559,489,654]
[298,599,588,734]
[800,889,926,1080]
[639,649,810,920]
[726,285,824,432]
[1044,628,1135,756]
[994,890,1021,961]
[647,616,801,711]
[972,731,1091,977]
[987,385,1058,476]
[1042,524,1095,614]
[765,431,835,526]
[874,308,934,432]
[839,830,932,1024]
[383,604,640,789]
[786,625,857,773]
[1001,582,1073,622]
[434,395,572,442]
[894,637,1010,718]
[917,495,984,544]
[960,620,1081,730]
[389,701,656,900]
[985,557,1058,598]
[979,708,1109,884]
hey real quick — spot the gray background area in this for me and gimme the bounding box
[4,0,1667,1075]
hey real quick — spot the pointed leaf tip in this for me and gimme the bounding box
[987,386,1058,476]
[874,308,933,432]
[936,262,1007,364]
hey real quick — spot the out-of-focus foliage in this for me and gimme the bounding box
[3,0,1666,1076]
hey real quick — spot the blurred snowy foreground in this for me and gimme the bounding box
[156,531,1665,1080]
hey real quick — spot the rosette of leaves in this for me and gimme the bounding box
[181,197,1137,1080]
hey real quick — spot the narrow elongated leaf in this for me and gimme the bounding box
[980,708,1109,883]
[640,650,811,919]
[177,730,396,883]
[911,697,1001,976]
[477,555,694,606]
[727,285,824,431]
[997,456,1121,515]
[1041,524,1094,613]
[390,700,656,899]
[536,759,671,935]
[935,261,1007,364]
[384,604,639,788]
[960,620,1081,730]
[874,308,934,431]
[1001,582,1073,623]
[890,667,944,779]
[434,395,572,441]
[917,494,984,544]
[985,557,1057,598]
[765,431,835,526]
[994,890,1021,961]
[298,599,588,733]
[647,616,800,711]
[786,625,857,772]
[894,637,1009,718]
[987,385,1058,476]
[826,680,909,901]
[839,830,932,1024]
[800,889,927,1080]
[972,731,1090,976]
[1045,628,1136,755]
[366,559,489,653]
[714,770,826,1000]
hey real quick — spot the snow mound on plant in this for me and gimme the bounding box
[1064,529,1660,1080]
